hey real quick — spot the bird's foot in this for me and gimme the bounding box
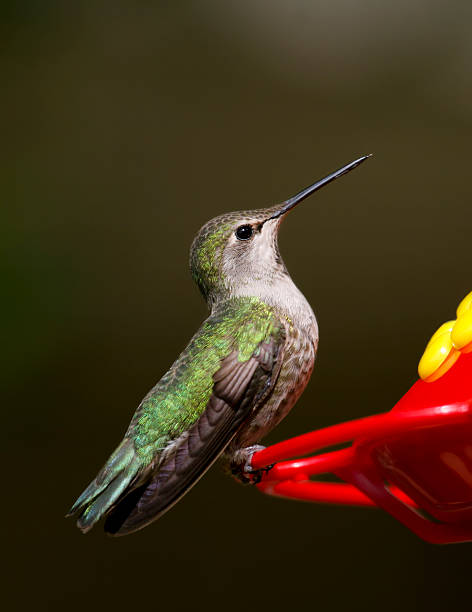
[229,445,274,485]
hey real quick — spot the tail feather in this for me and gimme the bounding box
[67,438,143,533]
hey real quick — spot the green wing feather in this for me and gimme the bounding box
[67,297,285,534]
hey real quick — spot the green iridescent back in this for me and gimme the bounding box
[128,296,283,462]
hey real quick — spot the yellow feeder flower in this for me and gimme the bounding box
[418,291,472,381]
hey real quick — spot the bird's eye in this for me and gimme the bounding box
[235,225,253,241]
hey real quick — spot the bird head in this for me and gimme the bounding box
[190,156,370,308]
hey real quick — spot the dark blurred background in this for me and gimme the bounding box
[3,1,472,611]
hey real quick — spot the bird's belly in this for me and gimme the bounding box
[230,325,317,449]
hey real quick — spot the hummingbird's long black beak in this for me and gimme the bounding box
[269,154,372,220]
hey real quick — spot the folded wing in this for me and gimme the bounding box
[105,334,285,536]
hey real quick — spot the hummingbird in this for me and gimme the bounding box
[67,155,370,536]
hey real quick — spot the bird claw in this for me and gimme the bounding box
[244,462,275,484]
[230,445,274,484]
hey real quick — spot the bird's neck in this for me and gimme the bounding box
[214,274,318,337]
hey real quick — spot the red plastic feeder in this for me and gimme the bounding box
[252,349,472,544]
